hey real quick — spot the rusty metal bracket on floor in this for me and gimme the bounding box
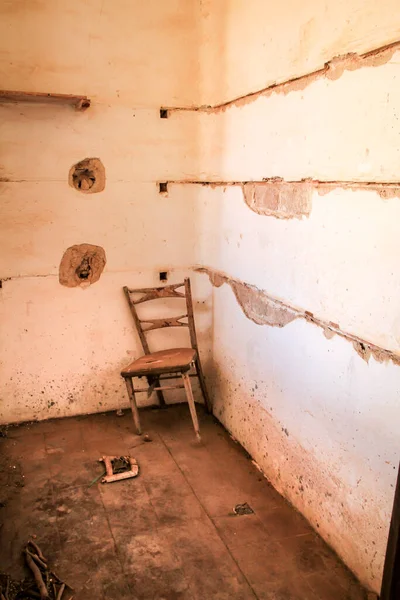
[99,455,139,484]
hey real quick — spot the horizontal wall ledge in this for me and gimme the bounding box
[163,180,400,220]
[166,39,400,114]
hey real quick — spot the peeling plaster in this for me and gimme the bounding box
[168,40,400,113]
[242,180,313,219]
[197,267,400,366]
[230,281,298,327]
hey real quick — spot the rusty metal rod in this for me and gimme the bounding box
[28,541,47,563]
[26,549,47,570]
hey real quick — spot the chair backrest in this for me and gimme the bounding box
[123,278,199,355]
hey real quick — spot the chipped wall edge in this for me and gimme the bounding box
[166,39,400,113]
[195,266,400,366]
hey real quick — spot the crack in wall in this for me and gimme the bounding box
[166,39,400,114]
[196,267,400,367]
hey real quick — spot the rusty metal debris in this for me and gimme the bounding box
[0,541,73,600]
[234,503,254,515]
[99,455,139,484]
[23,541,73,600]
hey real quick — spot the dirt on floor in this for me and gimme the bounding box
[0,405,369,600]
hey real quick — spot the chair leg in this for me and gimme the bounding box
[154,377,166,408]
[195,358,212,413]
[182,372,201,441]
[124,377,142,435]
[147,375,166,408]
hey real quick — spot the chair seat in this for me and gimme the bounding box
[121,348,196,377]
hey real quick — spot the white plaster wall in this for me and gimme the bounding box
[175,49,400,182]
[0,102,203,278]
[191,1,400,593]
[200,0,400,105]
[0,270,212,424]
[0,0,202,108]
[0,103,201,185]
[209,282,399,593]
[0,2,211,424]
[1,0,399,591]
[190,184,400,354]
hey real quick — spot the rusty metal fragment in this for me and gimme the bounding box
[234,502,254,515]
[22,540,73,600]
[99,455,139,484]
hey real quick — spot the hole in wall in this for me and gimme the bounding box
[79,99,91,110]
[159,182,168,194]
[69,158,105,194]
[59,244,106,288]
[159,271,168,282]
[160,108,168,119]
[76,257,91,280]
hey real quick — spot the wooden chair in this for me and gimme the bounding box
[121,278,211,440]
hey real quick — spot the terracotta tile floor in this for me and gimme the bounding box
[0,405,368,599]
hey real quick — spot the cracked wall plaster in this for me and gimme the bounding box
[197,267,400,367]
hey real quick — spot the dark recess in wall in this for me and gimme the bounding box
[69,158,105,194]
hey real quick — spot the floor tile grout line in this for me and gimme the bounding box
[158,432,259,600]
[79,427,128,595]
[92,432,186,588]
[38,433,67,559]
[96,484,128,589]
[96,481,194,593]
